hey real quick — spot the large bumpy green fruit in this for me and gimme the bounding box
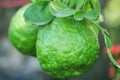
[36,17,99,78]
[8,4,39,56]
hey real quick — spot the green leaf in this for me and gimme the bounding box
[62,0,69,4]
[83,0,92,11]
[90,0,100,13]
[76,0,85,10]
[49,1,74,17]
[30,0,49,2]
[103,34,112,48]
[68,0,84,9]
[85,10,99,20]
[76,0,84,9]
[74,10,84,21]
[24,1,54,25]
[68,0,77,8]
[30,0,36,2]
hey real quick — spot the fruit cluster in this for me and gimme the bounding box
[8,0,101,79]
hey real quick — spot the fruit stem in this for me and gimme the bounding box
[107,48,120,69]
[87,18,120,71]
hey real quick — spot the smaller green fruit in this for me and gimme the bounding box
[8,4,39,56]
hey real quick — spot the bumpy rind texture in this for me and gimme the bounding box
[8,4,39,56]
[36,17,99,78]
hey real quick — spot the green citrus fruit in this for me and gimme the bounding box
[8,4,39,56]
[36,17,99,78]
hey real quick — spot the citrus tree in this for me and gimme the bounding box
[8,0,119,79]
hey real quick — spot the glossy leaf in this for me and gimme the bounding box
[68,0,84,9]
[74,11,84,21]
[30,0,49,2]
[49,1,74,17]
[83,0,92,11]
[68,0,77,8]
[90,0,100,13]
[24,1,54,25]
[85,10,98,20]
[76,0,84,9]
[62,0,69,4]
[30,0,36,2]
